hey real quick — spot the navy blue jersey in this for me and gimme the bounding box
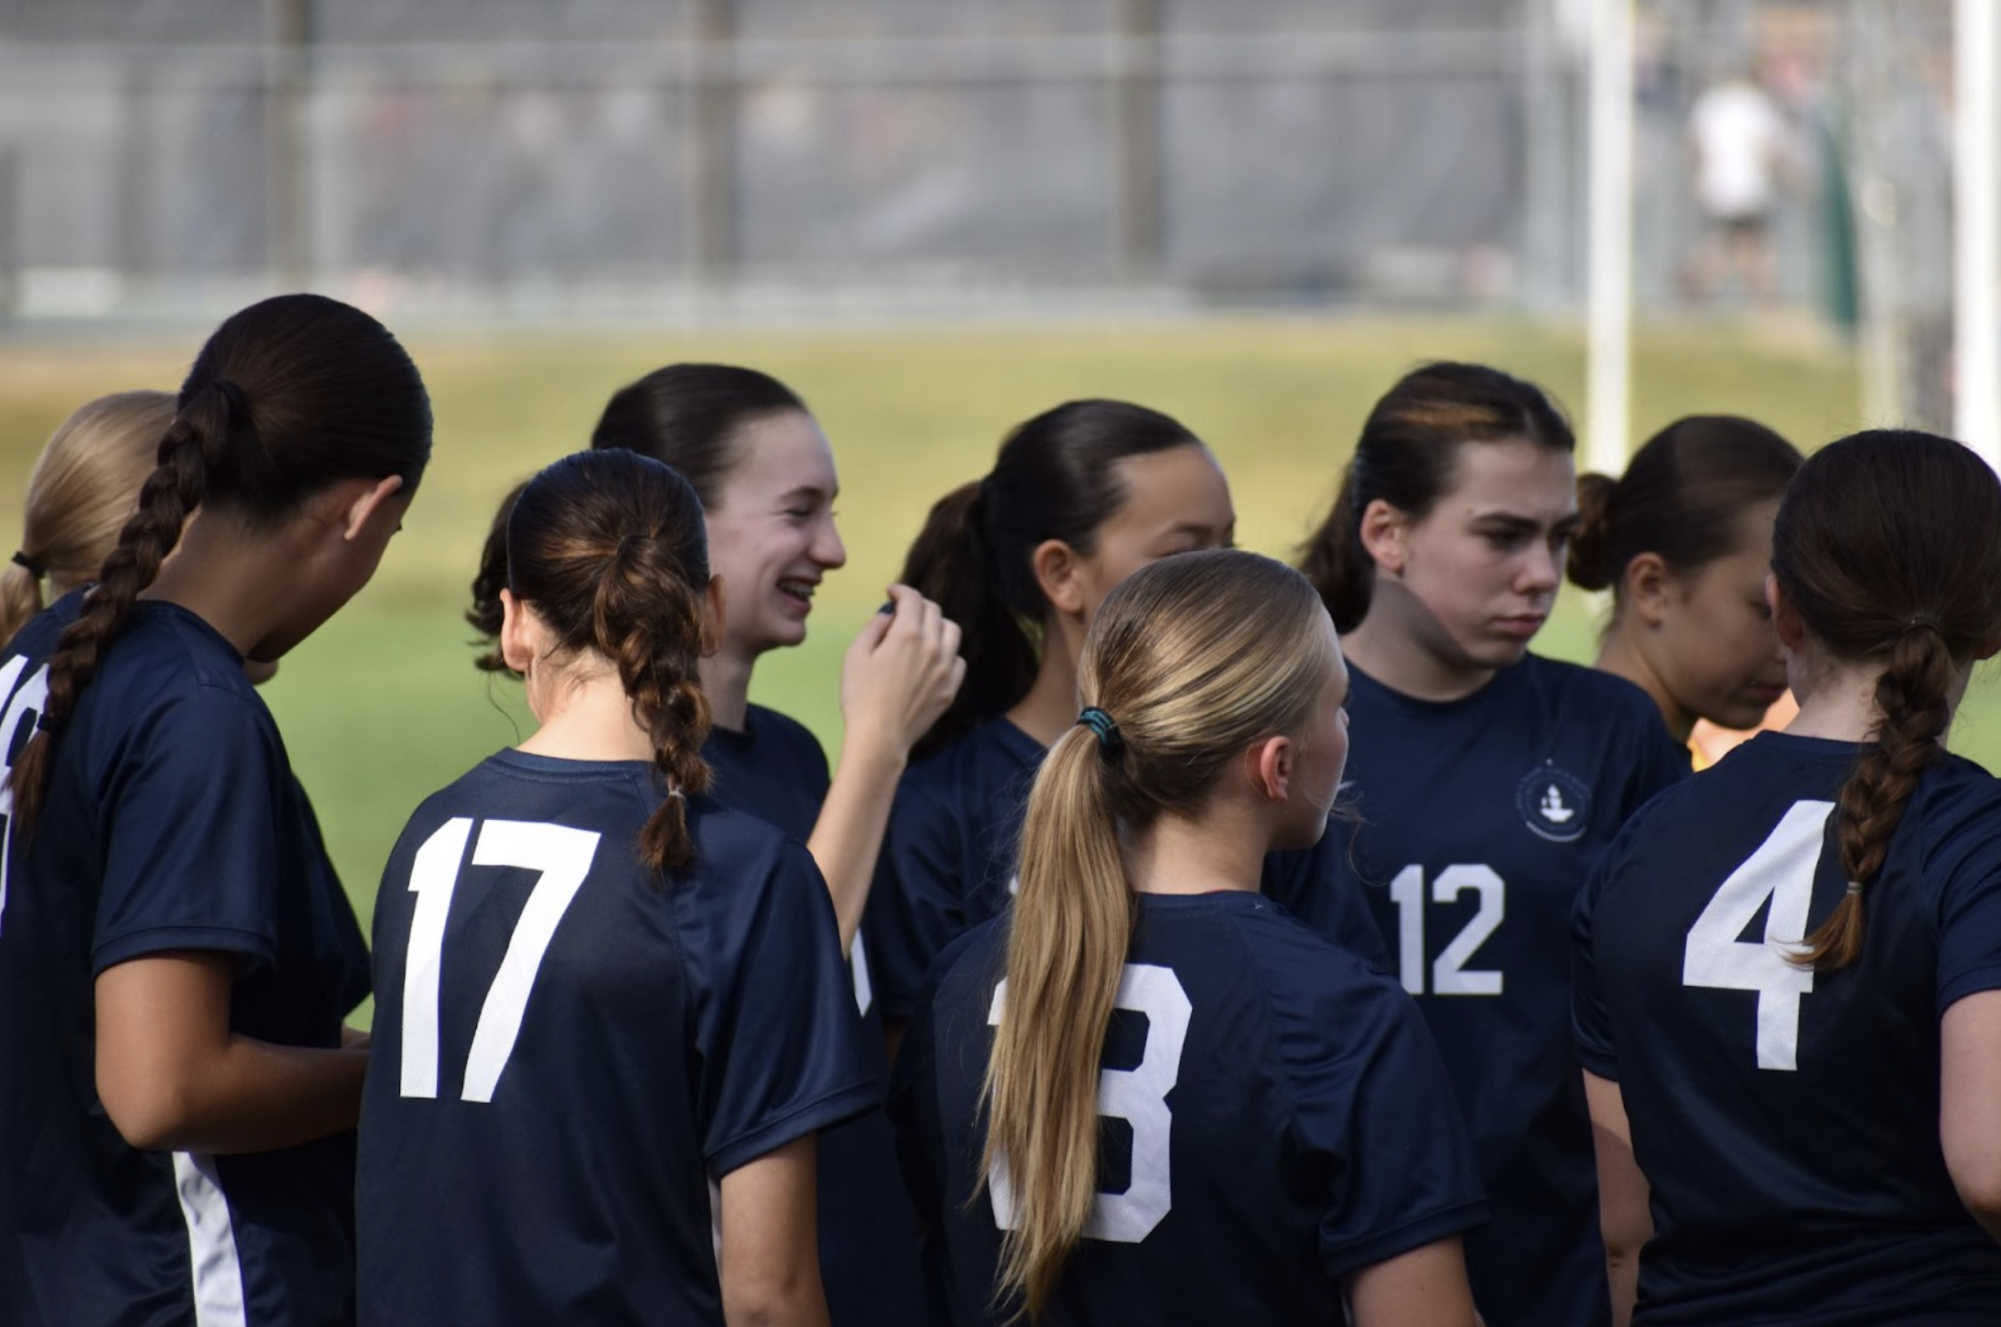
[702,703,930,1327]
[866,718,1390,1022]
[1332,654,1686,1327]
[893,892,1487,1325]
[1574,733,2001,1325]
[704,703,828,843]
[358,751,878,1327]
[0,596,370,1327]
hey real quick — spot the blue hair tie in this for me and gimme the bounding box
[1077,706,1122,751]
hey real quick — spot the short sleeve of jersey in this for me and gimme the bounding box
[1921,772,2001,1015]
[867,778,969,1021]
[691,837,879,1176]
[94,685,288,975]
[1571,835,1625,1083]
[1266,943,1488,1278]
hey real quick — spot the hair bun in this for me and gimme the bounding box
[1567,471,1619,591]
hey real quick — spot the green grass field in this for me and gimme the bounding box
[5,314,1993,991]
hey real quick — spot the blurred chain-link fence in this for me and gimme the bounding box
[0,0,1959,410]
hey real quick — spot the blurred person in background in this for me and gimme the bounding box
[1681,65,1794,304]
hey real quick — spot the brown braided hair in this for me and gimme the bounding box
[1775,429,2001,971]
[7,294,431,842]
[506,449,715,873]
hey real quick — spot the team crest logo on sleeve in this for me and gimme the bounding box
[1517,762,1591,842]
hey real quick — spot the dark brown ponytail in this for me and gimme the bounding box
[506,449,715,874]
[8,294,430,841]
[1773,430,2001,971]
[903,399,1210,759]
[1298,362,1574,632]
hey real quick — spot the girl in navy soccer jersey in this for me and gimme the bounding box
[1574,429,2001,1326]
[892,549,1485,1326]
[1296,362,1688,1327]
[362,449,876,1327]
[0,294,430,1327]
[867,402,1392,1041]
[466,363,959,1327]
[1568,415,1803,756]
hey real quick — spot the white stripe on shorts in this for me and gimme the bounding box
[173,1151,248,1327]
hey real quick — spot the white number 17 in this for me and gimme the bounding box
[399,817,601,1103]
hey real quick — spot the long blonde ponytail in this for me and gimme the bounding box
[979,549,1338,1319]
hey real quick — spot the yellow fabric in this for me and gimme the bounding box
[1688,693,1799,771]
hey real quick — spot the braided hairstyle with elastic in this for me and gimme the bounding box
[8,294,431,841]
[1775,429,2001,970]
[506,449,715,873]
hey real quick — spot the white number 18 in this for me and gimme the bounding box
[987,964,1192,1244]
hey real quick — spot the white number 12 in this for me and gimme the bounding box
[399,817,601,1102]
[1681,799,1832,1072]
[1389,864,1506,996]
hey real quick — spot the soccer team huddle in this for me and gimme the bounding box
[0,293,1997,1327]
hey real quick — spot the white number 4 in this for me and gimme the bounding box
[1681,799,1833,1072]
[399,817,601,1102]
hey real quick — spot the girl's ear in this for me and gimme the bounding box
[1029,538,1087,617]
[335,474,406,542]
[1624,552,1675,628]
[499,589,537,675]
[1357,499,1409,576]
[1245,734,1294,802]
[1767,573,1808,654]
[699,575,726,656]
